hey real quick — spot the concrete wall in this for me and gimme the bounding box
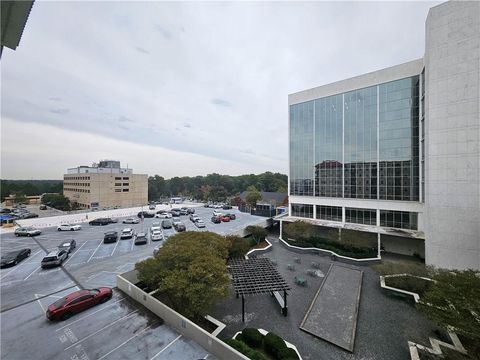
[424,1,480,269]
[117,270,249,360]
[381,234,425,258]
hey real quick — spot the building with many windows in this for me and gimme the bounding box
[285,1,479,270]
[63,160,148,210]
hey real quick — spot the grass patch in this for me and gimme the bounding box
[385,275,433,296]
[371,261,432,277]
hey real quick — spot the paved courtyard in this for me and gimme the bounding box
[212,236,442,360]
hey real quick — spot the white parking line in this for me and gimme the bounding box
[63,241,88,266]
[64,310,139,351]
[110,239,120,256]
[56,297,126,332]
[0,250,43,280]
[87,240,103,263]
[24,266,41,280]
[130,238,135,251]
[150,335,182,360]
[97,322,157,360]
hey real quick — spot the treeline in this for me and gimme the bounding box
[148,172,287,202]
[1,180,63,201]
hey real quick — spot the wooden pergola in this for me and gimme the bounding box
[228,257,290,322]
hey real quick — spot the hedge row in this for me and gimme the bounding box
[286,237,377,259]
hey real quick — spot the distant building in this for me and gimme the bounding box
[63,160,147,209]
[286,1,480,270]
[238,191,288,208]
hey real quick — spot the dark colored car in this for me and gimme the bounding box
[137,211,155,218]
[187,208,195,214]
[162,219,173,229]
[222,205,232,210]
[180,208,188,215]
[1,248,31,268]
[225,213,236,220]
[103,231,118,243]
[170,210,181,217]
[0,208,11,213]
[21,213,39,219]
[134,233,148,245]
[46,287,113,321]
[58,239,77,254]
[39,205,47,210]
[211,216,221,224]
[89,218,114,226]
[174,222,186,232]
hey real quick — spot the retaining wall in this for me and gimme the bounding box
[117,270,249,360]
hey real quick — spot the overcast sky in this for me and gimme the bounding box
[1,0,439,180]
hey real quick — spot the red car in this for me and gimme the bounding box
[220,215,230,222]
[46,287,113,321]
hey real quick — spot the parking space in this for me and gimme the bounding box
[1,288,214,360]
[1,205,264,359]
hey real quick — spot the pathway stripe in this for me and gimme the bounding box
[150,335,182,360]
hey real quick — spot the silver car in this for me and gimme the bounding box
[41,250,68,268]
[194,219,206,228]
[14,227,42,237]
[122,218,139,224]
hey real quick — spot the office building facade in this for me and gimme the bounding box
[286,1,479,270]
[63,160,148,209]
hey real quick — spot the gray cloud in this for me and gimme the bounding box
[118,116,134,123]
[50,108,70,114]
[211,98,232,107]
[134,46,150,54]
[154,24,172,39]
[183,122,191,128]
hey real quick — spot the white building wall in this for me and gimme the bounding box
[424,1,480,269]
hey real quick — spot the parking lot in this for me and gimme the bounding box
[1,205,265,359]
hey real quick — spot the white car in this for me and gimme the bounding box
[194,219,206,228]
[150,230,163,241]
[150,222,162,233]
[212,210,223,217]
[155,212,172,219]
[57,224,82,231]
[123,218,139,224]
[172,218,182,227]
[120,228,134,239]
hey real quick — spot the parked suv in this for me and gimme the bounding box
[162,219,173,229]
[89,218,115,226]
[137,211,155,218]
[14,227,41,237]
[187,208,195,214]
[41,250,68,268]
[103,231,118,244]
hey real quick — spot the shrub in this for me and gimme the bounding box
[385,275,433,296]
[264,332,287,358]
[242,327,264,348]
[227,236,250,258]
[224,339,268,360]
[371,262,432,277]
[278,347,300,360]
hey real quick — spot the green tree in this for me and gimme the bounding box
[227,235,250,258]
[245,185,262,208]
[13,191,27,205]
[41,193,71,211]
[135,231,230,321]
[417,269,480,343]
[245,225,267,245]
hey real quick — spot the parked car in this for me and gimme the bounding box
[189,214,200,222]
[20,213,39,219]
[220,215,230,222]
[46,287,113,321]
[41,250,68,268]
[222,205,232,210]
[39,205,47,210]
[172,218,182,227]
[120,228,134,239]
[89,218,114,226]
[14,227,41,237]
[194,219,206,228]
[149,204,156,210]
[170,209,181,217]
[162,219,173,229]
[187,208,195,214]
[150,221,162,232]
[137,211,155,218]
[1,248,31,268]
[180,208,188,215]
[134,232,148,245]
[211,216,221,224]
[58,239,76,254]
[225,213,236,220]
[173,220,186,231]
[122,218,139,224]
[103,231,118,244]
[212,210,223,217]
[150,230,163,241]
[57,223,82,231]
[1,208,11,213]
[155,212,172,219]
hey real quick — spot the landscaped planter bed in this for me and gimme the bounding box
[285,238,377,259]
